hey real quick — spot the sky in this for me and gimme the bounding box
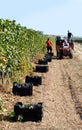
[0,0,82,37]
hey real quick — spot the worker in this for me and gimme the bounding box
[67,30,73,43]
[46,38,52,53]
[63,39,69,47]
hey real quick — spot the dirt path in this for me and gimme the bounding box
[74,43,82,60]
[40,59,81,130]
[0,43,82,130]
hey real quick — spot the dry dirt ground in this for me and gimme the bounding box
[0,43,82,130]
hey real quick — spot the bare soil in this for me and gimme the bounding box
[0,43,82,130]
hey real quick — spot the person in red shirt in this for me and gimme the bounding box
[46,38,52,53]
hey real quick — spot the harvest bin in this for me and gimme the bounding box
[25,75,42,86]
[14,102,43,122]
[36,65,49,72]
[45,53,53,62]
[12,82,33,96]
[38,58,48,65]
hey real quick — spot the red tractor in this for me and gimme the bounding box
[56,36,74,59]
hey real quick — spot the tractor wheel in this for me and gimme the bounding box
[56,51,59,57]
[59,50,63,59]
[69,50,73,59]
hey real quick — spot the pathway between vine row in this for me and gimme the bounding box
[1,47,82,130]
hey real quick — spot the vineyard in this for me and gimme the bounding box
[0,18,55,87]
[74,37,82,43]
[0,19,82,130]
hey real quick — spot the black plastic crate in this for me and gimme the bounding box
[38,58,48,65]
[45,54,52,62]
[25,75,42,86]
[36,65,49,73]
[12,82,33,96]
[14,102,43,122]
